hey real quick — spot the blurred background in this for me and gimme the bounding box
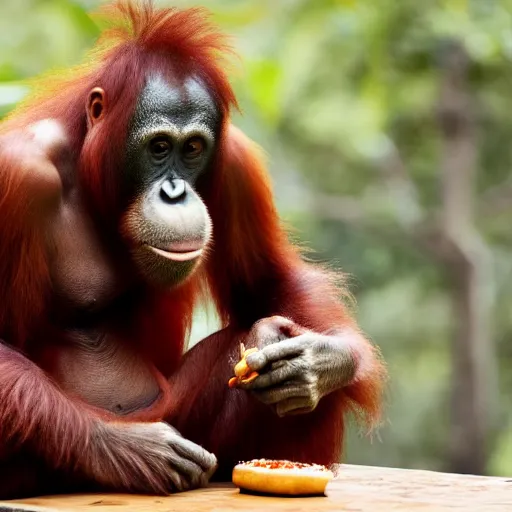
[2,0,512,478]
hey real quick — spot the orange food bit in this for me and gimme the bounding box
[228,343,260,388]
[234,347,258,377]
[239,371,258,385]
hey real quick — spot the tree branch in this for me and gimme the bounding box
[478,180,512,217]
[309,192,449,259]
[437,40,477,236]
[376,141,424,229]
[435,39,497,475]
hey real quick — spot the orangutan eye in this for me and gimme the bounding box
[183,137,205,160]
[149,137,171,159]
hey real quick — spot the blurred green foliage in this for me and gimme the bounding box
[1,0,512,476]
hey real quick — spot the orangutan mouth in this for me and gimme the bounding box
[145,241,204,262]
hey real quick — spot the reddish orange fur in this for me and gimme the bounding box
[0,0,385,496]
[0,139,55,347]
[0,344,92,465]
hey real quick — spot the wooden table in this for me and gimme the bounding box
[0,464,510,511]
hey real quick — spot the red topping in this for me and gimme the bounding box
[239,459,329,472]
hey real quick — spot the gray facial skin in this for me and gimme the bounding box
[122,74,222,287]
[127,74,221,188]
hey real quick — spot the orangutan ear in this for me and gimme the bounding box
[86,87,106,129]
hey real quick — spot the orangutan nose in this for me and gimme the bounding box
[160,178,186,203]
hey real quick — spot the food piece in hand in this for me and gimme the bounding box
[228,343,260,388]
[234,347,258,377]
[228,371,258,388]
[232,459,334,496]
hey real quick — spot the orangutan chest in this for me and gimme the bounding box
[45,329,161,416]
[49,196,131,313]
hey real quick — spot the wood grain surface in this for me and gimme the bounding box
[0,464,510,511]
